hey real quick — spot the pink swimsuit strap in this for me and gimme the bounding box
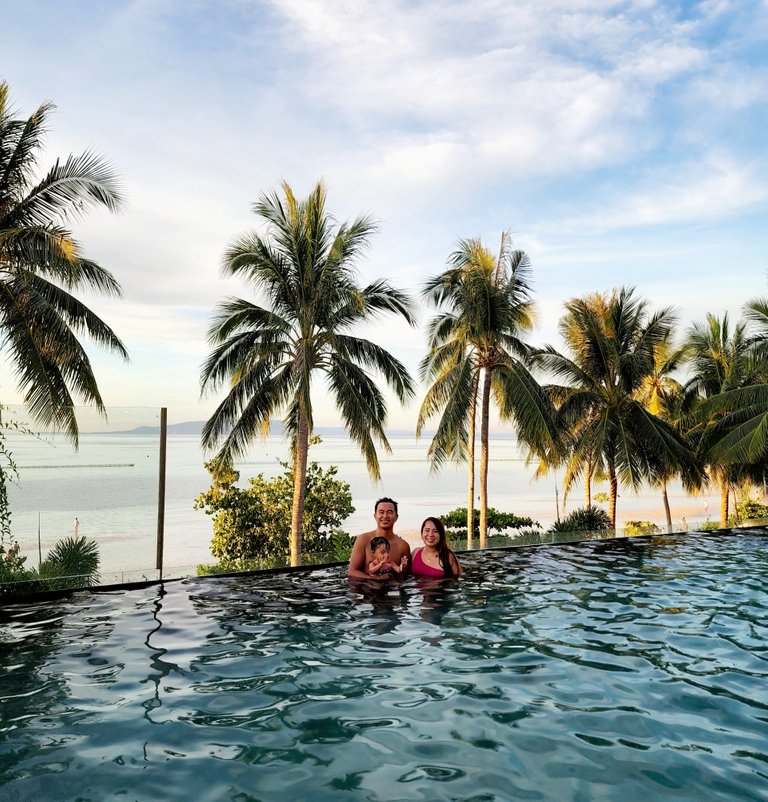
[411,547,445,578]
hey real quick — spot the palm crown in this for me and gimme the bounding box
[201,180,416,563]
[0,82,128,442]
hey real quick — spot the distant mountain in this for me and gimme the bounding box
[107,421,442,438]
[112,421,206,435]
[110,420,284,436]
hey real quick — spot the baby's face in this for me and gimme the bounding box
[373,544,389,560]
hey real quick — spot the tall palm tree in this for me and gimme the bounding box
[200,180,416,565]
[636,340,699,532]
[417,233,556,547]
[685,312,767,525]
[0,81,128,442]
[534,287,700,528]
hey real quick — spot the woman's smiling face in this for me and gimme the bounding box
[421,520,441,547]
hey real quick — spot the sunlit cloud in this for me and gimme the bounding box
[0,0,766,427]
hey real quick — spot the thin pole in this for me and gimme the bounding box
[37,512,42,570]
[155,408,168,575]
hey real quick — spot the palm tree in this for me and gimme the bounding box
[685,312,768,525]
[636,340,699,532]
[0,81,128,442]
[417,233,556,547]
[534,287,700,528]
[200,180,416,566]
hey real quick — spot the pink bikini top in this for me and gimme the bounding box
[411,547,446,578]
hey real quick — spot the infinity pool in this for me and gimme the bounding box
[1,532,766,801]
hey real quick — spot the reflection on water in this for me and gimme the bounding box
[0,532,767,801]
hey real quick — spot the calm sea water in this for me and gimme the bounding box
[0,532,766,801]
[5,428,722,577]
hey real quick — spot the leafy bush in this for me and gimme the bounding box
[195,459,355,564]
[442,507,539,539]
[549,506,612,533]
[0,541,37,594]
[734,499,768,521]
[623,520,661,537]
[329,530,355,561]
[1,536,100,595]
[38,536,100,589]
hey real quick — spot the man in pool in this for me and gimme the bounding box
[348,497,411,581]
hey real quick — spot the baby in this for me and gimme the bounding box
[367,535,406,577]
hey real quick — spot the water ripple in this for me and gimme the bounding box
[0,531,767,800]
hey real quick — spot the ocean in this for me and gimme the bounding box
[4,421,722,580]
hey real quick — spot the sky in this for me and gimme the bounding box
[1,0,767,433]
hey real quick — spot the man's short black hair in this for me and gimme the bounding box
[374,497,398,514]
[370,535,390,552]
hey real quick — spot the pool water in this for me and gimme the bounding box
[1,532,766,801]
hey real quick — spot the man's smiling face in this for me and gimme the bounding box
[375,502,397,531]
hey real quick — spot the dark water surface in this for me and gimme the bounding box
[1,533,767,801]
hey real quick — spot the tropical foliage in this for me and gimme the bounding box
[623,520,661,536]
[418,232,556,546]
[548,505,612,533]
[441,506,539,540]
[0,81,128,443]
[0,534,100,596]
[194,458,355,567]
[533,287,702,527]
[201,181,415,565]
[683,312,768,526]
[634,340,700,532]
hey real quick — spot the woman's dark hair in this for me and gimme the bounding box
[370,536,390,552]
[420,517,455,578]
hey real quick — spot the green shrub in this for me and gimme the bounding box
[195,458,354,564]
[329,530,355,561]
[623,520,661,537]
[734,499,768,522]
[39,536,100,588]
[0,542,38,595]
[441,507,540,539]
[549,506,612,533]
[1,536,101,595]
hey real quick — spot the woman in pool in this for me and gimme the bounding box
[411,517,461,578]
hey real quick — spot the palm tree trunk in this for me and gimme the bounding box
[584,452,592,508]
[479,367,492,549]
[720,479,729,528]
[608,465,618,530]
[466,371,478,550]
[290,413,310,566]
[662,480,672,534]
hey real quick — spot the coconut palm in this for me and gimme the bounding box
[417,233,556,547]
[636,340,700,532]
[0,81,128,442]
[201,180,416,565]
[685,310,768,524]
[534,287,700,528]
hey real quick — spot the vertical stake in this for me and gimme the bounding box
[155,407,167,577]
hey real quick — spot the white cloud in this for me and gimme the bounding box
[1,0,767,429]
[562,155,768,232]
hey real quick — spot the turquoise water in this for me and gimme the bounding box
[1,532,766,801]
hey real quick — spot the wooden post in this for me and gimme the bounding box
[155,408,167,576]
